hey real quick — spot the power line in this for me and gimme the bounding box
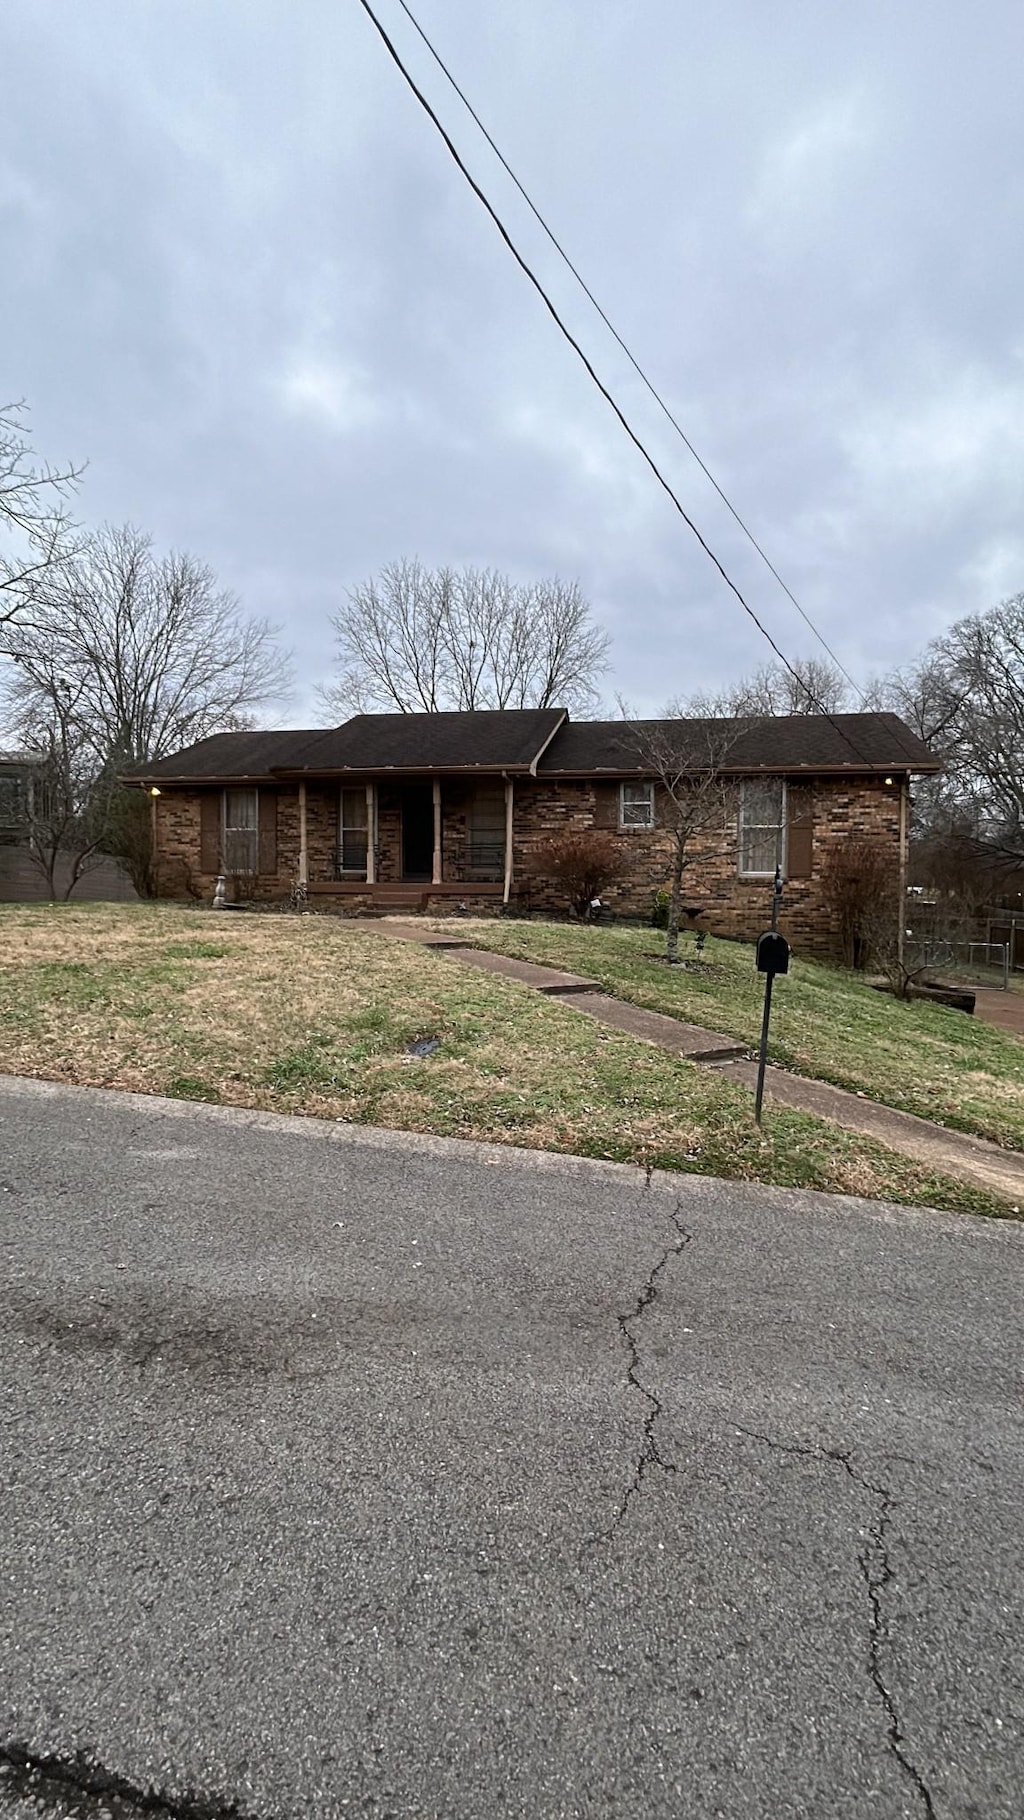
[355,0,895,769]
[393,0,864,709]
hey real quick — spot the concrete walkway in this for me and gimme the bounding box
[361,920,1024,1202]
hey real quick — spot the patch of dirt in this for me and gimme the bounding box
[642,953,727,977]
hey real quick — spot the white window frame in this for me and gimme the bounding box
[739,778,787,878]
[223,787,259,874]
[619,780,655,829]
[338,786,370,878]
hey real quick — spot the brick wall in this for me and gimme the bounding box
[153,791,204,898]
[152,774,902,955]
[510,776,901,957]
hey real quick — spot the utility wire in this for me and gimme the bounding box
[355,0,899,769]
[393,0,864,709]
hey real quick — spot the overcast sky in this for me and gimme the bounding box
[3,1,1023,722]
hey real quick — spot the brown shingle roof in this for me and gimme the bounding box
[277,708,567,774]
[124,729,327,783]
[126,709,938,785]
[537,714,939,775]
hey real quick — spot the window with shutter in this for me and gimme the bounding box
[592,784,619,829]
[258,792,278,876]
[200,794,221,872]
[339,787,369,876]
[739,779,786,876]
[223,789,258,874]
[786,789,814,879]
[467,786,505,880]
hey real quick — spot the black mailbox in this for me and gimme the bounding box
[756,930,790,975]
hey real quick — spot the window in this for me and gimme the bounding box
[223,788,258,873]
[620,781,654,828]
[739,779,786,876]
[0,774,25,829]
[339,786,369,876]
[467,785,505,880]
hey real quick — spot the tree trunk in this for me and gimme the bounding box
[665,837,686,962]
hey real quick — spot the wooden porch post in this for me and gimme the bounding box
[503,776,514,905]
[298,781,308,886]
[366,782,376,885]
[432,777,442,885]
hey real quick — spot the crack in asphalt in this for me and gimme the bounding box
[0,1743,261,1820]
[731,1425,936,1819]
[585,1182,692,1549]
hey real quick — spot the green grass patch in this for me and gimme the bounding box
[161,941,234,961]
[432,917,1024,1152]
[166,1074,222,1103]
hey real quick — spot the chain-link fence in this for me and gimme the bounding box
[903,937,1009,989]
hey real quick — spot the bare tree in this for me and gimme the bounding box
[1,401,83,626]
[323,559,609,715]
[1,523,292,766]
[621,701,756,962]
[921,593,1024,862]
[722,656,853,717]
[16,676,115,899]
[1,523,292,895]
[866,593,1024,884]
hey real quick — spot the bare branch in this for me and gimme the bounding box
[0,401,84,626]
[719,656,853,717]
[619,697,759,960]
[0,522,292,896]
[323,561,609,715]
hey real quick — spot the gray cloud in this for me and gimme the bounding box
[2,0,1022,719]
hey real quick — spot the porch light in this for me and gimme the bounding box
[149,786,162,796]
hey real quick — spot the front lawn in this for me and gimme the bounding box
[0,903,1011,1217]
[421,916,1024,1151]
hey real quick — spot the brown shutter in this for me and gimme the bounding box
[592,782,619,829]
[200,793,221,872]
[786,786,814,879]
[258,790,278,875]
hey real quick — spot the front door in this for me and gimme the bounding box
[401,785,434,880]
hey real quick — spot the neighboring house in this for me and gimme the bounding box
[0,749,137,904]
[128,709,939,955]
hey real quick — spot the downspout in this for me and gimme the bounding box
[149,787,160,897]
[298,780,308,887]
[503,772,514,905]
[897,776,909,971]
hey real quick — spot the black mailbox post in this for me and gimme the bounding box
[754,871,791,1125]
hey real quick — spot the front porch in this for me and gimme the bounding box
[296,775,514,900]
[306,879,507,910]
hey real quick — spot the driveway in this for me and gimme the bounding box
[1,1076,1022,1819]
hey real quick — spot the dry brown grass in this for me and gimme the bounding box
[0,902,1014,1217]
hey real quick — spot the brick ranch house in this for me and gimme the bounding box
[129,708,938,955]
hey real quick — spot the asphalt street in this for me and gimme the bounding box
[1,1074,1021,1820]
